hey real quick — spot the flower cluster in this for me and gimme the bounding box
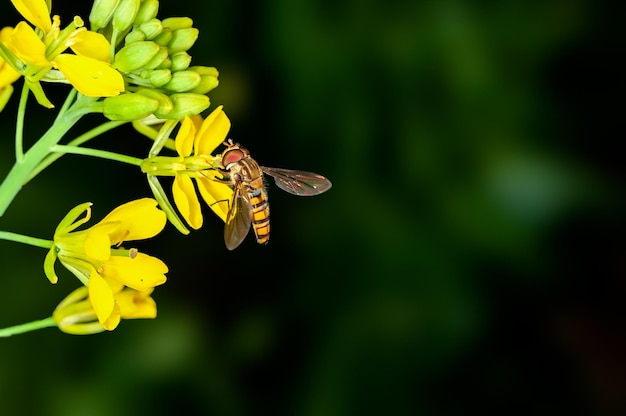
[46,198,168,332]
[0,0,230,337]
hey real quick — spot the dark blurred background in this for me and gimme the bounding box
[1,0,624,415]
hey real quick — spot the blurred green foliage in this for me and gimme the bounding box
[1,1,623,415]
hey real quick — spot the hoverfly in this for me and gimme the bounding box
[216,139,332,250]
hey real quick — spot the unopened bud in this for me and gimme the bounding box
[144,46,169,69]
[138,18,163,40]
[112,0,141,33]
[153,28,172,46]
[189,66,219,77]
[103,92,160,121]
[155,57,171,70]
[134,0,160,25]
[189,73,219,95]
[170,52,191,72]
[125,28,146,44]
[161,17,193,31]
[147,69,172,87]
[167,28,199,54]
[114,41,160,72]
[160,93,210,120]
[164,70,201,92]
[137,89,174,118]
[89,0,121,31]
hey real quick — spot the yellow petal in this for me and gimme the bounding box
[84,224,116,261]
[116,289,157,319]
[103,254,168,291]
[68,29,111,63]
[53,54,124,97]
[6,21,49,66]
[196,105,230,155]
[195,176,233,222]
[11,0,51,33]
[174,116,196,157]
[173,174,203,229]
[100,198,167,244]
[88,269,119,328]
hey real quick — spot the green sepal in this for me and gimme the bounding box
[55,202,93,235]
[147,174,190,235]
[44,246,59,284]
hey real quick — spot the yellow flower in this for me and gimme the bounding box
[2,0,124,102]
[53,285,157,335]
[171,106,234,229]
[45,199,168,331]
[0,27,21,112]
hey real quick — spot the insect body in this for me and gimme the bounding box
[218,140,332,250]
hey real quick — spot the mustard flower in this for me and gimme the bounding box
[1,0,124,105]
[45,198,168,331]
[172,106,233,228]
[141,106,234,229]
[53,285,157,335]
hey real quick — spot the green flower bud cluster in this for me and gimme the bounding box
[114,16,220,96]
[91,0,218,121]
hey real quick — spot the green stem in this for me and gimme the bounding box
[27,120,126,183]
[15,82,30,162]
[50,145,143,166]
[0,317,56,337]
[55,88,78,122]
[0,231,53,249]
[0,105,89,217]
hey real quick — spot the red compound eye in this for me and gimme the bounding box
[222,148,244,167]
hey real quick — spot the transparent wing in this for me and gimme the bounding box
[224,186,252,250]
[261,167,332,196]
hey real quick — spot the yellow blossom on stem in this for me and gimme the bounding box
[2,0,124,104]
[142,106,234,229]
[45,198,168,331]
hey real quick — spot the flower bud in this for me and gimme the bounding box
[103,92,160,121]
[161,17,193,31]
[189,73,219,95]
[147,69,172,87]
[170,52,191,72]
[167,28,199,54]
[155,57,172,70]
[144,46,169,69]
[153,28,172,46]
[112,0,141,33]
[137,88,174,118]
[90,0,122,31]
[160,93,210,120]
[189,66,219,77]
[164,70,201,92]
[125,28,146,43]
[138,18,163,40]
[134,0,160,25]
[114,41,160,72]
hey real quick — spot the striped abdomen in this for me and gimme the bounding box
[244,176,270,245]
